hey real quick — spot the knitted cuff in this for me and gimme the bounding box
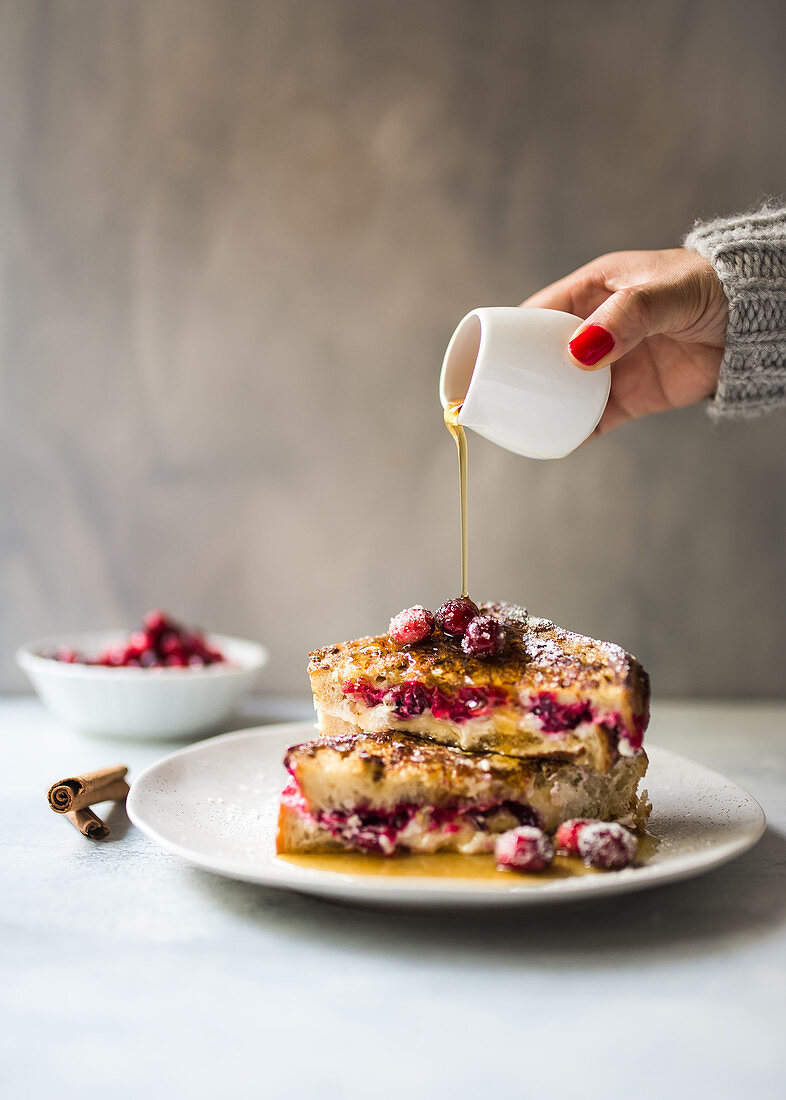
[684,203,786,418]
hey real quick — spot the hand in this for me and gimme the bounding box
[521,248,728,435]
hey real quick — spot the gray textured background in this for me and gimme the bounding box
[2,0,785,696]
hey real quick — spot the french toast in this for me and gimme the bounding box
[276,729,650,856]
[308,603,650,773]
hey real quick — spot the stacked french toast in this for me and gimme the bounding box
[276,599,651,872]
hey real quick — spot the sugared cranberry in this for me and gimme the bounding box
[495,826,555,873]
[577,822,638,870]
[385,681,430,719]
[435,597,479,637]
[555,818,592,856]
[388,605,435,646]
[461,615,506,657]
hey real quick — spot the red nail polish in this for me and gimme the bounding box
[569,324,614,366]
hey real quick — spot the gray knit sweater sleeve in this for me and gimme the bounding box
[683,203,786,418]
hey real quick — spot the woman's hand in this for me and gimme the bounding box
[521,248,729,435]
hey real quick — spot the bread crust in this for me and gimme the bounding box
[309,610,649,715]
[276,803,346,854]
[276,727,650,854]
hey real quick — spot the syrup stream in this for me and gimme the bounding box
[444,401,469,598]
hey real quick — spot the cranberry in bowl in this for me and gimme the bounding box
[16,611,268,740]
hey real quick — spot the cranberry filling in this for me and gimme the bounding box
[384,681,430,719]
[342,678,510,723]
[340,681,645,753]
[627,718,644,753]
[601,714,645,754]
[285,773,539,856]
[529,691,593,733]
[342,678,386,707]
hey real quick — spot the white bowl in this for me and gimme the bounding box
[16,630,269,740]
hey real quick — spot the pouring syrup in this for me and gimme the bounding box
[444,401,469,599]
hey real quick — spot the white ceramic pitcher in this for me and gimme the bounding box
[439,307,610,459]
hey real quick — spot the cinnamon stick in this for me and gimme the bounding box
[48,765,129,814]
[64,808,110,840]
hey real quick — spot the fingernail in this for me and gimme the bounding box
[569,324,615,367]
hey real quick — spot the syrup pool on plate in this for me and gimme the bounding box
[279,851,596,883]
[278,835,658,884]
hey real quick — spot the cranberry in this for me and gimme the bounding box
[102,648,127,667]
[125,630,149,653]
[450,686,491,720]
[384,681,430,719]
[532,692,593,733]
[495,826,554,872]
[555,818,592,856]
[461,615,506,657]
[180,630,204,652]
[429,687,452,720]
[577,822,638,870]
[142,609,170,636]
[159,632,183,657]
[615,716,645,755]
[342,679,385,707]
[388,605,435,646]
[435,597,479,637]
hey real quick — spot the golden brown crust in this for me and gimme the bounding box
[276,803,346,854]
[308,608,649,716]
[286,728,551,804]
[278,728,650,851]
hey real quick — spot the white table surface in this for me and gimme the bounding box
[2,695,784,1100]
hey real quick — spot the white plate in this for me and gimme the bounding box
[127,722,766,908]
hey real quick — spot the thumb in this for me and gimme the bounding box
[567,283,684,371]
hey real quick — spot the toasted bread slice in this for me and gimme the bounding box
[276,728,650,856]
[277,802,347,854]
[308,604,649,772]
